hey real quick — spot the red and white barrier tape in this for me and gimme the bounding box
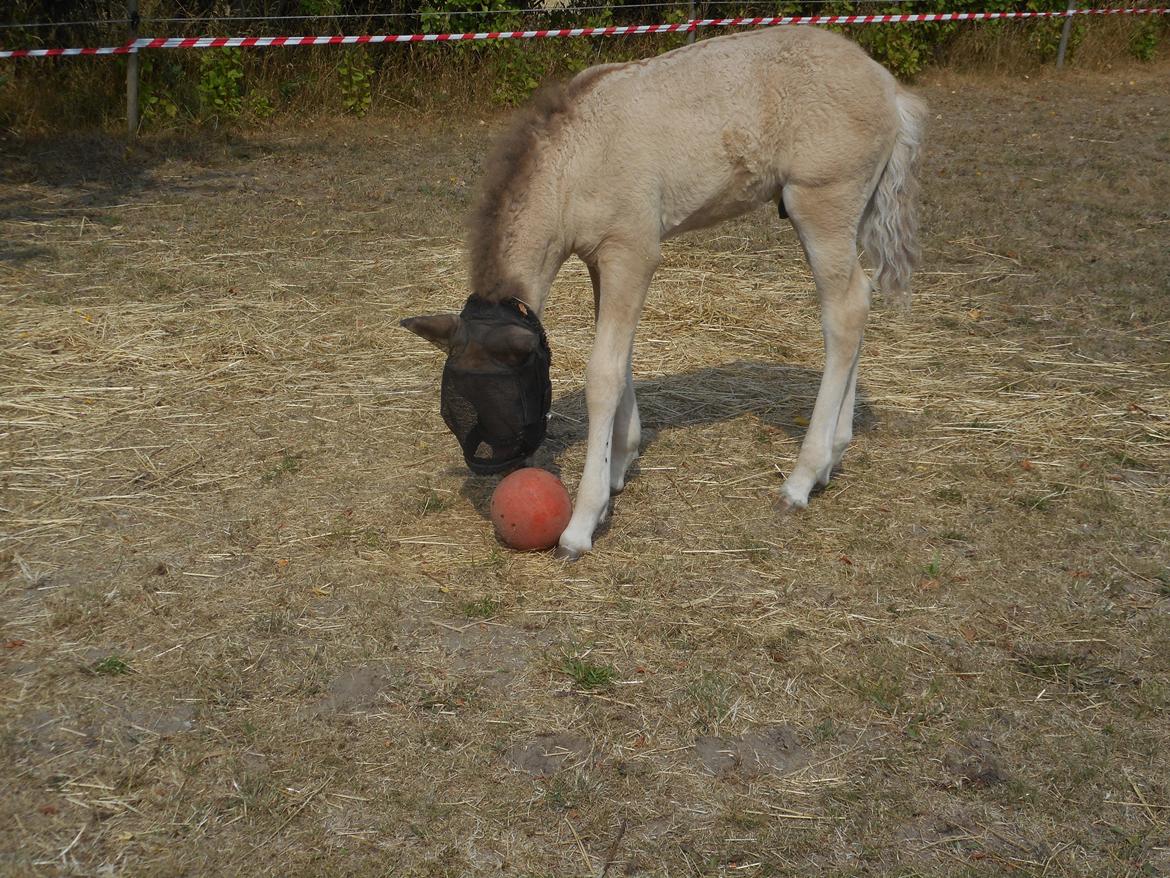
[2,7,1167,59]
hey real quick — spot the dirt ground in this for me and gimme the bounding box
[2,55,1169,877]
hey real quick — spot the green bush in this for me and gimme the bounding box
[1130,17,1159,61]
[140,53,185,124]
[338,48,374,115]
[197,48,245,119]
[299,0,345,14]
[248,92,277,118]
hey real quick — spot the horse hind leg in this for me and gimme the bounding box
[831,358,860,471]
[779,180,871,509]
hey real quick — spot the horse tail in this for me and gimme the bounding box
[861,86,927,307]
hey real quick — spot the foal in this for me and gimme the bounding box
[403,25,926,559]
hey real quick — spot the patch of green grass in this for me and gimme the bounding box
[542,776,573,811]
[1014,485,1068,512]
[359,529,386,549]
[686,670,733,731]
[757,628,799,663]
[226,765,281,816]
[1133,680,1169,719]
[541,773,593,812]
[321,526,386,550]
[852,672,905,715]
[256,608,297,636]
[1011,644,1120,693]
[560,654,615,690]
[409,487,451,517]
[1155,571,1170,597]
[933,487,964,504]
[91,655,131,676]
[460,597,501,620]
[810,717,839,744]
[922,550,943,579]
[463,546,508,572]
[260,453,301,484]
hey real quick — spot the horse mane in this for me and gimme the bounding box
[468,83,574,301]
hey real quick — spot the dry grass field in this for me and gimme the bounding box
[2,57,1169,876]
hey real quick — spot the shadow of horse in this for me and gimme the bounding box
[458,360,873,520]
[0,131,271,266]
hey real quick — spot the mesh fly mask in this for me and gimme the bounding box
[440,296,552,475]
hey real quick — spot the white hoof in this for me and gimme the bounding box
[777,480,811,513]
[554,543,584,562]
[775,494,806,515]
[556,520,593,561]
[555,536,591,561]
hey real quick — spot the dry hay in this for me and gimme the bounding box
[2,77,1170,875]
[4,232,1167,560]
[4,231,1168,873]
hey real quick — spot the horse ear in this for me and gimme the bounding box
[400,314,462,352]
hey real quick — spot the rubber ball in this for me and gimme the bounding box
[490,468,572,551]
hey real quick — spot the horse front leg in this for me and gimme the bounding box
[609,364,640,494]
[558,247,658,560]
[588,260,641,495]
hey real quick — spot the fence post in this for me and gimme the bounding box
[1055,0,1076,68]
[126,0,140,135]
[688,0,696,44]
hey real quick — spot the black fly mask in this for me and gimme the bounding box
[440,296,552,475]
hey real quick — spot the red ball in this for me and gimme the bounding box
[490,468,573,551]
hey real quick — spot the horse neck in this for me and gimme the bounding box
[470,168,568,314]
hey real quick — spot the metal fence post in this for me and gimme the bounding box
[1056,0,1076,68]
[688,0,696,44]
[126,0,140,135]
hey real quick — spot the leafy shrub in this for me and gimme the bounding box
[140,53,186,124]
[1129,17,1159,61]
[248,92,277,118]
[299,0,344,14]
[197,48,245,119]
[841,0,960,77]
[338,48,374,115]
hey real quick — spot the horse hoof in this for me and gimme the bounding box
[554,544,583,562]
[774,493,807,516]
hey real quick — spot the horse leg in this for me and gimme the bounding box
[558,247,658,559]
[588,260,641,496]
[779,181,871,509]
[609,352,640,495]
[831,354,862,471]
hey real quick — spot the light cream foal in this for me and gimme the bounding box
[403,25,927,559]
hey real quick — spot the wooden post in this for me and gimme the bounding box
[126,0,140,135]
[1056,0,1076,68]
[688,0,696,44]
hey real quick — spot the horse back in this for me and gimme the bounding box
[560,27,902,247]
